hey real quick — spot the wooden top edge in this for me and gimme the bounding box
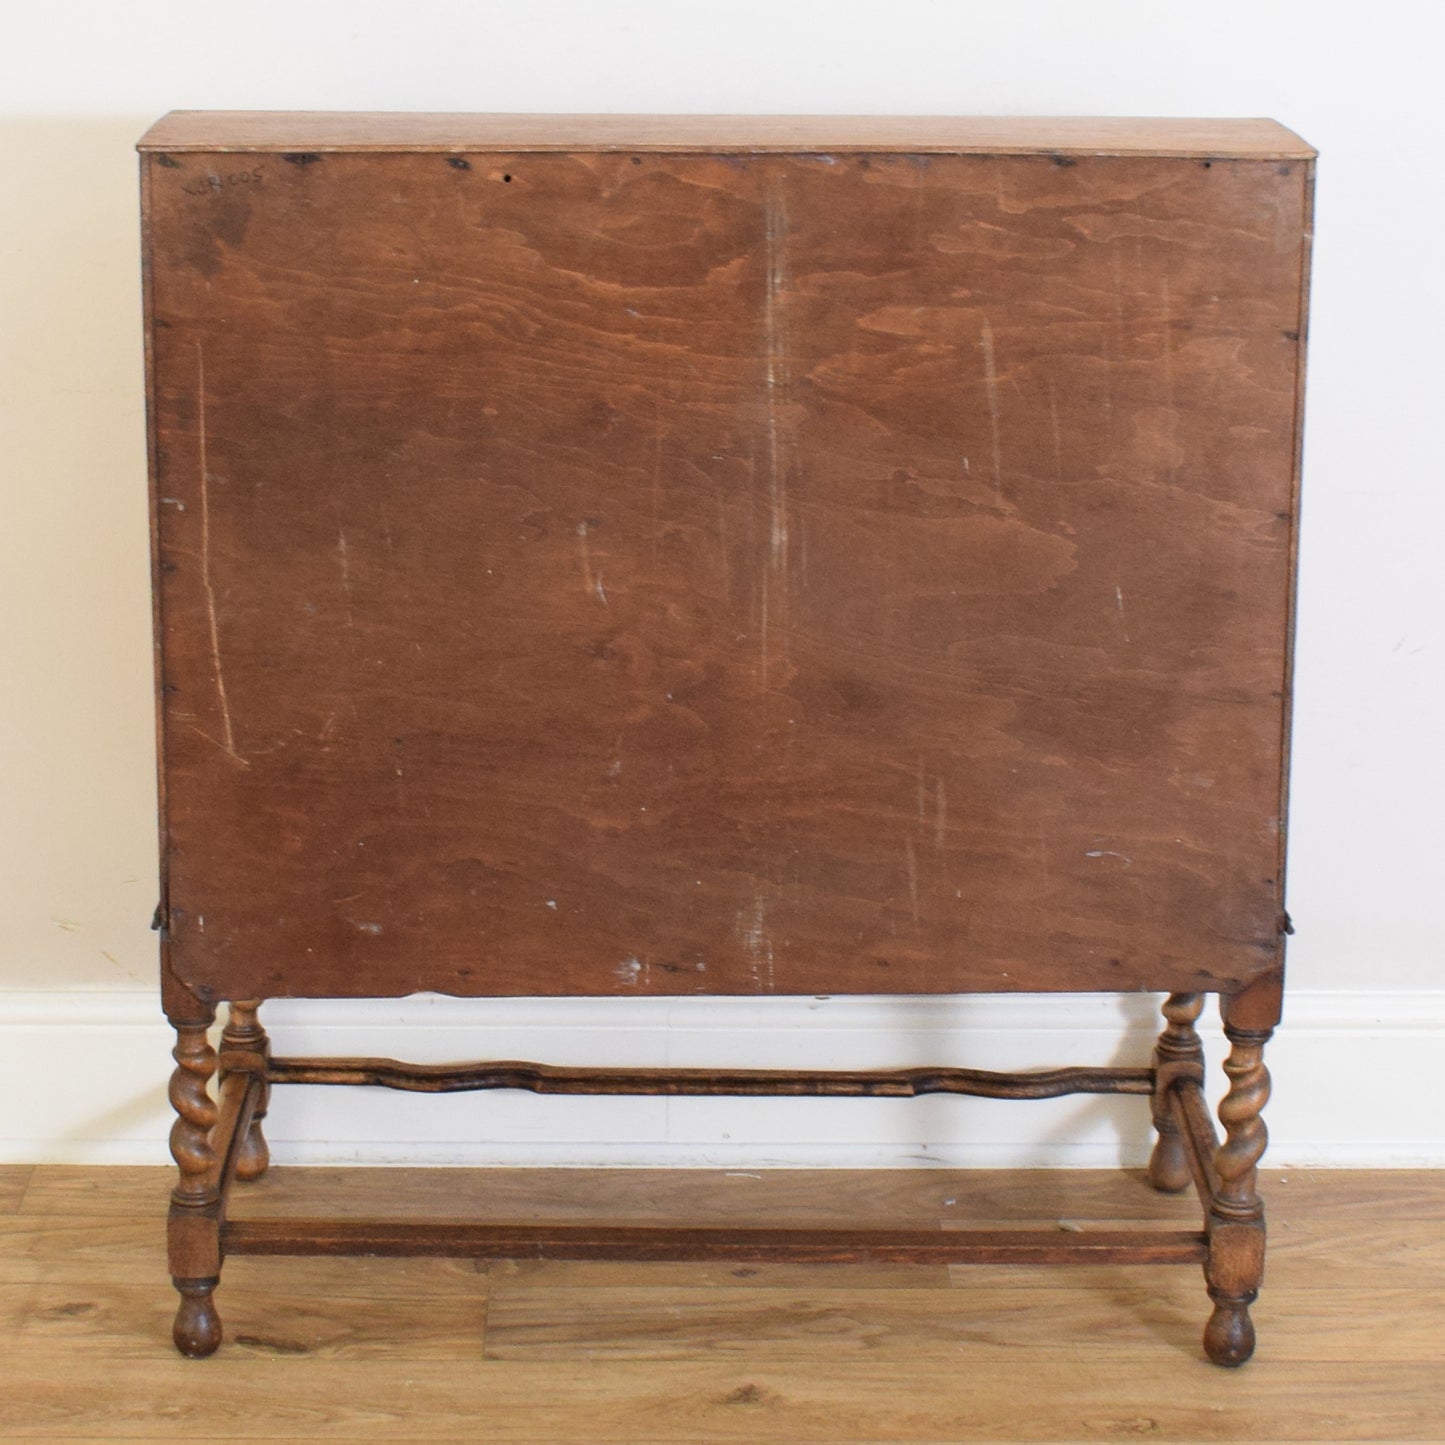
[138,112,1316,159]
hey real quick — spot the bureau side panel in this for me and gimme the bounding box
[144,148,1308,1000]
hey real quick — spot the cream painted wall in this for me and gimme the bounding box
[1,1,1443,1161]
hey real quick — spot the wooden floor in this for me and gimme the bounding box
[2,1165,1443,1442]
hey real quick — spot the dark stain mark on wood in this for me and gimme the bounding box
[233,1333,310,1355]
[723,1384,767,1406]
[43,1301,97,1319]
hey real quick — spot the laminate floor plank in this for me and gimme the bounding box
[2,1277,487,1360]
[17,1166,167,1218]
[6,1166,1444,1443]
[4,1359,1443,1441]
[0,1164,34,1214]
[20,1165,1199,1223]
[482,1281,1445,1364]
[22,1163,1435,1221]
[0,1217,485,1291]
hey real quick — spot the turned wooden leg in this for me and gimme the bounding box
[1203,1021,1272,1366]
[1148,992,1205,1193]
[221,999,271,1181]
[168,1014,223,1357]
[172,1276,222,1358]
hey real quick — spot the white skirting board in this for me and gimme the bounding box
[1,989,1440,1167]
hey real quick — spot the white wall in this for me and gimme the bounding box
[2,0,1442,1164]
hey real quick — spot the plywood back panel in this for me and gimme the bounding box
[142,127,1311,1002]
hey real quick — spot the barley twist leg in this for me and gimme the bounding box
[1203,1024,1272,1366]
[168,1016,222,1357]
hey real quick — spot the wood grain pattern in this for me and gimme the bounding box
[8,1168,1441,1287]
[137,112,1316,158]
[0,1166,33,1215]
[4,1166,1444,1443]
[479,1282,1445,1365]
[7,1358,1443,1443]
[143,136,1311,1004]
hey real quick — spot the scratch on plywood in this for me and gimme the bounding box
[1160,273,1179,484]
[752,450,770,681]
[1114,584,1130,643]
[934,778,947,850]
[904,836,919,923]
[716,494,731,592]
[759,183,791,683]
[738,893,776,992]
[337,529,356,628]
[652,396,664,559]
[979,318,1004,496]
[764,187,790,572]
[195,343,246,766]
[1103,249,1124,425]
[1046,380,1064,482]
[576,521,608,605]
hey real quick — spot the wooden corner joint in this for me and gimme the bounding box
[216,1048,269,1076]
[1153,1055,1206,1097]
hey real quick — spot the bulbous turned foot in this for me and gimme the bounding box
[1147,1129,1193,1193]
[235,1120,271,1181]
[1203,1292,1256,1367]
[172,1278,222,1357]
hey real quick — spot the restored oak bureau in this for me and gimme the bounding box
[138,112,1313,1364]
